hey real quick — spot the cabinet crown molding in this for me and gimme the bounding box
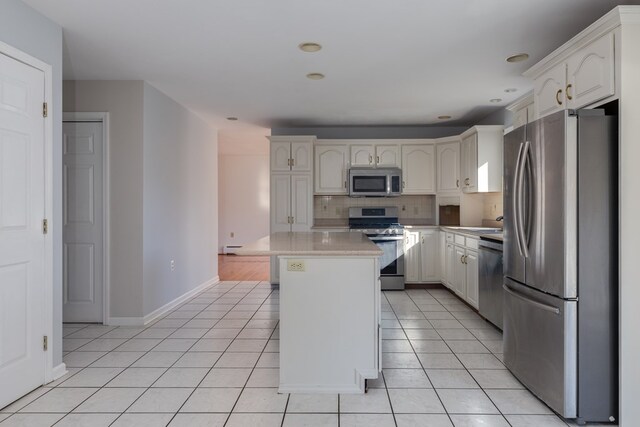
[268,135,317,143]
[506,91,534,112]
[524,6,639,79]
[459,125,504,139]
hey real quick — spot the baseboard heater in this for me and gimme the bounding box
[223,245,242,255]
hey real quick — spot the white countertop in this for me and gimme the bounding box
[235,232,383,256]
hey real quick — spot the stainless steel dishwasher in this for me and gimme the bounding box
[478,237,503,330]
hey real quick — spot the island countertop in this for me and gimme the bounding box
[235,231,383,256]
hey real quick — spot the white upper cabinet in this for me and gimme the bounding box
[525,17,619,120]
[315,144,349,194]
[271,141,292,172]
[436,141,461,193]
[401,144,436,194]
[349,144,399,167]
[269,136,315,172]
[534,62,567,119]
[566,32,615,109]
[291,142,313,172]
[459,126,503,193]
[350,145,375,167]
[375,145,400,167]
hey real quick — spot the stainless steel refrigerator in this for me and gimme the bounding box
[503,109,617,423]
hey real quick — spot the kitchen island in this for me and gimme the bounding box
[236,231,383,394]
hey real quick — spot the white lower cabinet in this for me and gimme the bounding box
[404,228,439,283]
[465,249,479,308]
[440,230,480,308]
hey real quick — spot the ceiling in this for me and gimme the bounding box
[23,0,637,129]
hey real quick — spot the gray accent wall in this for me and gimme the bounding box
[64,81,145,318]
[64,80,219,321]
[142,83,218,317]
[1,0,64,367]
[271,125,469,139]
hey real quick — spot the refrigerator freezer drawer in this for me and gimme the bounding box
[503,278,577,418]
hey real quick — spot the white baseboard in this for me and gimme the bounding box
[51,363,67,381]
[106,276,220,326]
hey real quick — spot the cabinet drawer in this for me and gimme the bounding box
[454,234,465,245]
[465,238,478,250]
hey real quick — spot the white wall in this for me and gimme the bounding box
[63,81,145,318]
[142,83,218,316]
[218,130,270,252]
[0,0,63,366]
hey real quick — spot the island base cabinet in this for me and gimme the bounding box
[278,256,380,393]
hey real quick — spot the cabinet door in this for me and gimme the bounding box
[465,250,479,309]
[401,145,436,194]
[436,141,460,192]
[452,245,467,299]
[291,142,312,172]
[271,142,291,172]
[404,231,422,283]
[460,133,477,193]
[270,174,291,232]
[420,230,439,282]
[270,256,280,284]
[315,145,348,194]
[445,242,456,289]
[291,175,313,231]
[534,62,566,119]
[566,32,615,109]
[375,145,400,167]
[350,145,375,167]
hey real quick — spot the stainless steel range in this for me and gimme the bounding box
[348,207,404,290]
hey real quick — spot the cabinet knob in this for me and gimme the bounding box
[555,89,563,105]
[369,155,373,164]
[460,255,465,264]
[290,158,295,167]
[566,84,573,101]
[287,158,291,167]
[376,155,380,164]
[456,179,459,188]
[465,178,470,186]
[402,181,406,189]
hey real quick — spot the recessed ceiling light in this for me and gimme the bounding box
[226,117,238,121]
[306,73,325,80]
[504,88,518,93]
[506,53,529,63]
[490,98,502,103]
[437,115,452,120]
[299,42,322,52]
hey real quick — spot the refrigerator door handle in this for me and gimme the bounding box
[503,284,560,315]
[513,142,525,257]
[517,140,531,258]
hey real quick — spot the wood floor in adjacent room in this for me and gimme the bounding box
[218,255,270,281]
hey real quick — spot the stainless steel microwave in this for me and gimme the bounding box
[348,167,402,197]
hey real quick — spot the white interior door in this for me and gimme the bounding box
[0,52,46,409]
[63,121,103,323]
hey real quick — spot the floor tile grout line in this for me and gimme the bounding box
[383,290,441,427]
[104,280,252,427]
[221,283,280,427]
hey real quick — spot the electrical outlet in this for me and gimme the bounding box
[230,232,234,238]
[170,260,175,271]
[287,260,305,272]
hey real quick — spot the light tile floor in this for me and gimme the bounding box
[0,281,615,426]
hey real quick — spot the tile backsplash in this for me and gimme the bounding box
[482,192,503,220]
[314,195,435,223]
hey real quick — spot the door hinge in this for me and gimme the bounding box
[42,219,48,234]
[42,102,48,118]
[43,336,48,351]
